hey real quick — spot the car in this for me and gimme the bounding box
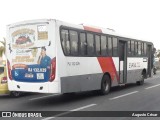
[155,57,159,62]
[0,60,21,97]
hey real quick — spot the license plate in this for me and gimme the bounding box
[37,73,44,79]
[25,73,34,78]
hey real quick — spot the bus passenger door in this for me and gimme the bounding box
[119,40,127,84]
[147,45,152,77]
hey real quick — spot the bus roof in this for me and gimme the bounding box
[7,19,153,45]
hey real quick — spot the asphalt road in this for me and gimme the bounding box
[1,72,160,120]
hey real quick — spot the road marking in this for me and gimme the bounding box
[29,94,59,101]
[41,104,96,120]
[109,91,139,100]
[70,104,96,111]
[145,84,160,89]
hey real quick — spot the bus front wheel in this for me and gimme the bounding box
[136,73,145,85]
[99,75,111,95]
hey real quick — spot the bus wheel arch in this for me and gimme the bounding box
[137,69,146,85]
[99,73,111,95]
[142,69,147,78]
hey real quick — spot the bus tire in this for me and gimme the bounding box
[10,91,21,97]
[99,75,111,95]
[63,92,75,96]
[136,73,145,85]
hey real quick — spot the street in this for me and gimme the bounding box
[1,72,160,120]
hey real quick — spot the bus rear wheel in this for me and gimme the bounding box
[10,91,21,97]
[99,75,111,95]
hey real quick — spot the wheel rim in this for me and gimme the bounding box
[13,92,20,97]
[105,81,109,91]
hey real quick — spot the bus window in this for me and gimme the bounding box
[87,33,94,56]
[80,33,87,55]
[113,37,118,56]
[131,40,134,56]
[128,40,131,56]
[95,35,100,55]
[141,42,144,55]
[144,43,147,56]
[135,41,138,56]
[61,29,70,55]
[138,42,142,56]
[101,35,107,56]
[108,37,112,56]
[69,30,78,56]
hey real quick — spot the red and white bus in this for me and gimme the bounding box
[6,19,153,95]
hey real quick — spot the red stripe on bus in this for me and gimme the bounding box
[97,57,119,81]
[110,58,119,81]
[83,26,102,33]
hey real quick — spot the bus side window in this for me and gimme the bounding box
[131,41,134,56]
[101,35,107,56]
[144,43,147,56]
[61,29,70,55]
[108,37,112,56]
[128,40,131,56]
[87,33,94,56]
[69,30,78,56]
[95,35,100,56]
[80,33,87,55]
[113,37,118,56]
[135,41,138,56]
[141,42,144,56]
[138,42,142,56]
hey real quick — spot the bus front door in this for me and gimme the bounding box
[119,40,127,84]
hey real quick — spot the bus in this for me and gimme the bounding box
[6,19,153,95]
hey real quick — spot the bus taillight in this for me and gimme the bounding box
[49,58,56,82]
[7,60,12,80]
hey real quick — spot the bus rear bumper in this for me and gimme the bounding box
[8,80,60,93]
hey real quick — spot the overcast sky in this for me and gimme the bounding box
[0,0,160,49]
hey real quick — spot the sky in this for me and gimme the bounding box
[0,0,160,49]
